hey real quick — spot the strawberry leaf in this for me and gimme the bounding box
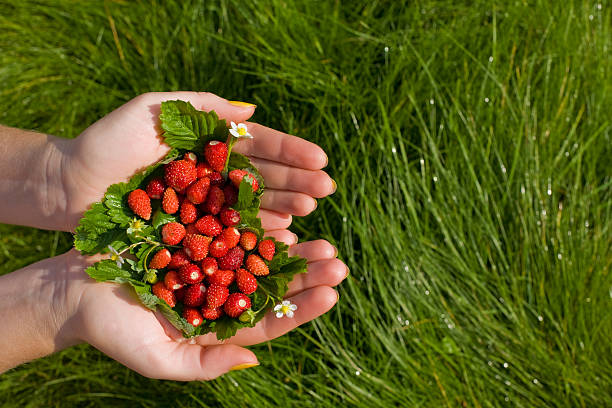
[86,260,131,282]
[160,100,227,151]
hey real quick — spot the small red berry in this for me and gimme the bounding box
[165,160,197,191]
[220,208,241,227]
[196,162,214,178]
[229,169,259,192]
[186,178,211,204]
[206,284,229,308]
[145,178,165,200]
[168,249,190,269]
[240,231,258,251]
[183,307,203,327]
[246,254,269,276]
[224,293,251,318]
[204,141,228,172]
[183,283,207,307]
[258,239,276,261]
[178,263,204,284]
[164,270,184,290]
[152,282,176,307]
[223,185,238,206]
[175,287,186,301]
[203,185,225,215]
[201,306,224,320]
[195,215,222,236]
[221,227,241,249]
[184,152,198,165]
[180,201,198,224]
[201,257,218,278]
[236,268,257,295]
[209,238,228,258]
[208,269,235,286]
[149,248,171,269]
[161,222,186,245]
[127,189,152,220]
[218,246,244,270]
[209,172,224,186]
[183,234,211,261]
[162,187,179,214]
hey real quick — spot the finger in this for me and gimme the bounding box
[139,91,256,124]
[263,229,298,245]
[232,122,327,170]
[288,239,337,261]
[223,286,338,346]
[286,259,348,297]
[261,189,317,216]
[249,157,335,198]
[137,342,258,381]
[259,210,292,230]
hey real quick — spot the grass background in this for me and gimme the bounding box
[0,0,610,406]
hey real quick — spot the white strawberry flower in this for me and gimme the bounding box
[108,245,125,268]
[274,300,297,318]
[229,121,253,139]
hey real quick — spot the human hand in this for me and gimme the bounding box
[57,238,346,380]
[59,92,335,232]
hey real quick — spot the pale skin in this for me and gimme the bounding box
[0,92,347,380]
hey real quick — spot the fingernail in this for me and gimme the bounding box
[230,362,259,371]
[333,245,338,257]
[344,266,350,278]
[335,290,340,301]
[323,154,329,168]
[331,179,337,193]
[229,100,257,108]
[292,233,299,243]
[313,199,318,210]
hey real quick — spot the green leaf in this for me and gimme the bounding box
[212,317,243,340]
[86,260,131,282]
[227,152,265,191]
[159,100,223,151]
[158,303,196,337]
[151,209,177,229]
[234,178,255,210]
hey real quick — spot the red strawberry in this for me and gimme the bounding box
[201,306,224,320]
[203,185,225,215]
[178,263,204,284]
[221,227,241,249]
[184,152,198,165]
[145,178,165,199]
[194,215,222,236]
[209,238,228,258]
[165,160,197,191]
[152,282,176,307]
[161,222,186,245]
[180,201,198,224]
[236,268,257,295]
[127,189,151,220]
[240,231,258,251]
[183,283,207,307]
[223,184,238,206]
[162,187,179,214]
[149,248,171,269]
[258,239,276,261]
[209,171,224,187]
[175,286,186,301]
[204,141,228,172]
[164,270,184,290]
[220,208,241,227]
[218,246,244,270]
[182,307,203,327]
[201,257,218,278]
[206,284,229,308]
[246,254,269,276]
[168,249,190,269]
[185,223,199,235]
[224,293,251,318]
[196,162,214,178]
[229,169,259,192]
[208,269,235,286]
[183,234,211,261]
[186,177,211,204]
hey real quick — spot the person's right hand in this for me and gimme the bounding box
[58,92,335,234]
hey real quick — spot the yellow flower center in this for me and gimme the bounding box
[133,220,142,229]
[281,305,290,314]
[238,128,247,136]
[111,254,119,262]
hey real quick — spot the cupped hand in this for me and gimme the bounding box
[60,92,335,232]
[62,237,347,380]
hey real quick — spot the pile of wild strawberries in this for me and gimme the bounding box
[126,140,273,327]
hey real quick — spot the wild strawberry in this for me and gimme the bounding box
[168,249,190,269]
[185,223,199,235]
[127,189,151,220]
[208,269,235,286]
[206,284,229,308]
[220,208,241,227]
[224,293,251,318]
[209,238,228,258]
[223,184,238,206]
[218,246,244,270]
[161,222,185,245]
[201,306,224,320]
[162,187,179,214]
[204,141,228,172]
[221,227,241,249]
[165,159,197,191]
[152,282,176,307]
[201,257,218,278]
[178,263,204,284]
[184,152,198,165]
[209,171,224,186]
[236,268,257,295]
[240,231,258,251]
[246,254,269,276]
[229,169,259,192]
[196,162,214,178]
[180,201,198,224]
[183,307,203,327]
[203,185,225,215]
[195,215,222,236]
[164,270,184,290]
[258,239,276,261]
[186,178,210,204]
[183,283,207,307]
[183,234,211,261]
[149,248,171,269]
[175,286,186,301]
[145,178,165,199]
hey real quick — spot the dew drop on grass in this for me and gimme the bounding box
[505,380,511,386]
[557,253,562,260]
[391,146,397,154]
[355,370,361,376]
[384,46,389,53]
[585,221,589,228]
[484,97,490,103]
[503,362,509,368]
[565,151,569,157]
[487,360,494,366]
[538,315,544,322]
[404,320,410,326]
[505,396,510,402]
[597,3,602,10]
[501,164,506,173]
[589,14,594,20]
[521,185,525,194]
[429,99,434,105]
[533,378,539,384]
[425,290,430,295]
[489,56,494,62]
[342,216,347,223]
[433,176,438,182]
[586,297,591,303]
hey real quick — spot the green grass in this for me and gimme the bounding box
[1,0,610,406]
